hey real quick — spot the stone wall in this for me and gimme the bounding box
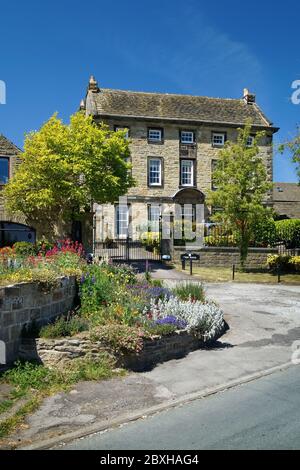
[0,277,77,364]
[173,246,278,268]
[20,324,227,372]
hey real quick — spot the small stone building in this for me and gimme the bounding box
[273,182,300,219]
[0,135,36,246]
[81,76,278,244]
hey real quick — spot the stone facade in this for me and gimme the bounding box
[19,323,227,372]
[273,183,300,219]
[0,277,77,364]
[82,77,278,245]
[173,246,278,268]
[0,135,24,225]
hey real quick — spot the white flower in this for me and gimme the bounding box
[144,296,224,340]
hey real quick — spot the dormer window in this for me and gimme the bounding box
[0,157,9,185]
[212,132,226,147]
[148,128,163,143]
[180,131,195,144]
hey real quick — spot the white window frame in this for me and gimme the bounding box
[180,131,194,144]
[148,128,162,142]
[115,126,129,139]
[148,204,161,233]
[180,159,194,187]
[246,135,255,147]
[212,133,225,146]
[115,204,129,239]
[148,158,162,186]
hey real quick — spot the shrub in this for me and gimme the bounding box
[172,282,205,302]
[13,242,36,256]
[204,234,237,247]
[79,266,117,314]
[145,297,224,340]
[35,239,54,255]
[90,323,145,354]
[39,316,89,338]
[143,315,187,335]
[275,219,300,248]
[267,254,291,272]
[139,232,160,253]
[289,256,300,272]
[251,217,277,247]
[103,263,137,285]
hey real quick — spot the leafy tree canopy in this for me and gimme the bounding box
[207,122,273,265]
[4,112,134,235]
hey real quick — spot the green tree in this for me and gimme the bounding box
[279,126,300,181]
[207,123,273,266]
[4,112,134,238]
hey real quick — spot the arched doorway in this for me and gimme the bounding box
[0,221,36,247]
[172,188,206,246]
[172,187,205,205]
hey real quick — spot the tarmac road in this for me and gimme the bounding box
[57,365,300,450]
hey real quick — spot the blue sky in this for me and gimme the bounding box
[0,0,299,182]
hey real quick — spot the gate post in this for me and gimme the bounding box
[126,235,130,261]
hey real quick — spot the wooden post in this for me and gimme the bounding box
[189,257,193,276]
[278,266,281,283]
[182,258,186,270]
[145,259,149,274]
[232,264,235,281]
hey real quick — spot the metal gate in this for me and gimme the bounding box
[94,237,162,262]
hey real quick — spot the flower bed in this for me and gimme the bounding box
[20,267,226,370]
[0,239,85,287]
[1,239,226,368]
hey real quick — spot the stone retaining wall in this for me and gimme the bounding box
[0,277,77,364]
[173,247,278,268]
[20,323,227,372]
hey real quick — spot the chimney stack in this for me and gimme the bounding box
[88,75,99,93]
[79,99,85,111]
[243,88,256,104]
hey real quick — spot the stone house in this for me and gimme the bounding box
[273,182,300,219]
[0,135,36,246]
[83,77,279,245]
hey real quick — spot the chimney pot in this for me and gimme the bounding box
[243,88,256,104]
[88,75,99,92]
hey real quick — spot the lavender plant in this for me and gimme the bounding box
[144,297,224,340]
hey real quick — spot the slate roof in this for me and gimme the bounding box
[0,135,21,155]
[86,87,276,129]
[273,183,300,202]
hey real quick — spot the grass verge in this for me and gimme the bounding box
[176,265,300,284]
[0,356,125,441]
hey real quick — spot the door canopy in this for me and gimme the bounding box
[172,188,205,205]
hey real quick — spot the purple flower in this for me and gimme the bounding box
[155,316,187,329]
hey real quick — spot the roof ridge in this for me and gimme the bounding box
[100,87,241,102]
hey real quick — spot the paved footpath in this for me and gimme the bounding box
[7,276,300,449]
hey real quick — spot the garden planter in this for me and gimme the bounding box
[19,321,228,372]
